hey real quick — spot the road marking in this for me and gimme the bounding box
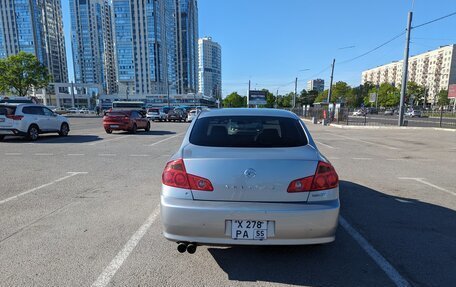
[386,158,406,161]
[314,140,336,149]
[129,154,149,157]
[339,216,410,287]
[398,177,455,196]
[87,135,130,145]
[99,154,116,157]
[91,205,160,287]
[67,153,85,156]
[34,153,54,156]
[5,153,22,156]
[353,157,372,160]
[0,172,87,205]
[145,133,182,146]
[328,133,399,150]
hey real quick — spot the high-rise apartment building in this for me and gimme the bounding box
[198,37,221,98]
[0,0,68,84]
[307,79,325,92]
[361,45,456,103]
[112,0,168,95]
[176,0,198,94]
[110,0,198,96]
[70,0,117,94]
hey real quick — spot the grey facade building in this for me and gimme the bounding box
[198,37,221,98]
[0,0,68,84]
[307,79,325,93]
[70,0,117,94]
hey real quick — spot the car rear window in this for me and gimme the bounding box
[0,105,16,116]
[189,116,308,147]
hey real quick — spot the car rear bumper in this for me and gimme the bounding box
[0,128,27,136]
[161,196,339,245]
[103,123,130,130]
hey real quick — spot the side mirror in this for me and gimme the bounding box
[53,112,58,117]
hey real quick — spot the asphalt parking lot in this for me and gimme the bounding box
[0,117,455,287]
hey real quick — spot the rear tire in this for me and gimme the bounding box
[26,125,39,141]
[59,123,69,136]
[0,135,4,141]
[105,129,112,134]
[145,122,150,132]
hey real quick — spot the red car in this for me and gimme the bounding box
[103,110,150,134]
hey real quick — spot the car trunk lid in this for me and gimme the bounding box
[182,144,319,202]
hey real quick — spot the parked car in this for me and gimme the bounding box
[146,108,166,121]
[79,108,90,114]
[103,110,150,134]
[161,108,340,254]
[67,107,79,114]
[186,109,198,122]
[0,103,70,141]
[352,109,366,116]
[384,109,394,116]
[54,107,67,115]
[166,109,186,122]
[405,110,422,117]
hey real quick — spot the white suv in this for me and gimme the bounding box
[0,103,70,141]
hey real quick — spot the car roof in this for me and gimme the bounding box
[198,108,299,119]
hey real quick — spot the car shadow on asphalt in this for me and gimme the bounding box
[110,130,177,136]
[208,181,456,286]
[0,135,102,144]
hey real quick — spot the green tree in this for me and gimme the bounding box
[297,89,316,106]
[315,90,328,103]
[437,89,450,107]
[0,51,51,97]
[278,93,293,108]
[261,89,276,108]
[331,81,352,103]
[370,83,400,107]
[223,92,246,107]
[407,81,425,106]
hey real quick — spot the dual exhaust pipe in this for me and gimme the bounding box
[177,242,197,254]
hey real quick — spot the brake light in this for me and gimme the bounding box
[6,115,23,120]
[162,159,213,191]
[287,161,338,193]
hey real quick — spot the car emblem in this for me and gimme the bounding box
[244,168,256,179]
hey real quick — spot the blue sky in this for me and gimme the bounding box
[62,0,456,96]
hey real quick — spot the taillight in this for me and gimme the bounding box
[6,115,23,120]
[123,116,130,121]
[287,161,338,193]
[162,159,213,191]
[287,176,313,193]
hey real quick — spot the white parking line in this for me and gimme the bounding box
[314,140,336,149]
[87,135,130,146]
[67,153,85,156]
[352,157,372,160]
[145,133,183,147]
[129,154,149,157]
[34,153,54,156]
[91,205,160,287]
[398,177,455,196]
[329,133,399,150]
[99,154,116,157]
[0,172,87,205]
[339,216,410,287]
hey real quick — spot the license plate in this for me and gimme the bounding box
[231,220,267,240]
[110,125,119,128]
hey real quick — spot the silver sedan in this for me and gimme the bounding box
[160,108,339,254]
